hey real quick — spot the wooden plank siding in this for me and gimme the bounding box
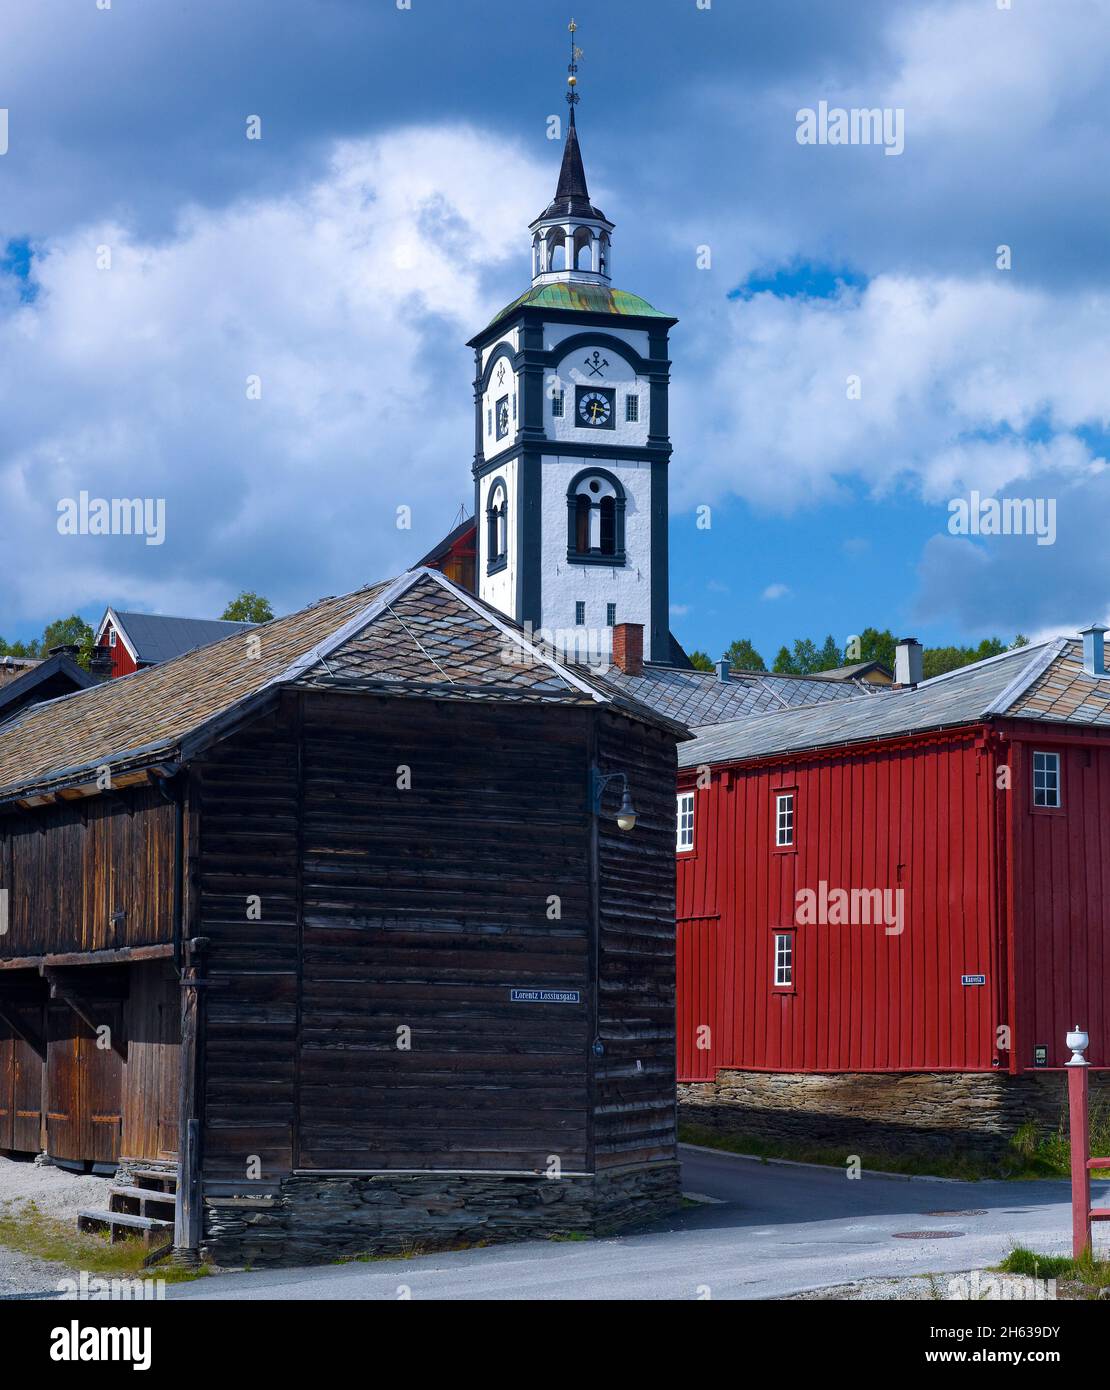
[1006,727,1110,1069]
[0,787,175,957]
[676,732,999,1077]
[593,713,678,1168]
[194,690,679,1180]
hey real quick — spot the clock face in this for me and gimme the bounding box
[576,387,615,429]
[495,396,510,440]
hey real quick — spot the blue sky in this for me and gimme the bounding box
[1,0,1108,660]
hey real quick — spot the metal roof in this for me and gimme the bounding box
[108,611,255,664]
[602,663,876,729]
[484,283,671,331]
[679,640,1069,768]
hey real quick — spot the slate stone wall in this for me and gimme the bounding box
[200,1161,680,1268]
[679,1069,1110,1159]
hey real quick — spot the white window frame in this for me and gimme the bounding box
[552,390,564,418]
[108,629,117,648]
[676,791,695,853]
[773,932,794,988]
[625,393,639,423]
[1032,750,1061,808]
[775,791,795,847]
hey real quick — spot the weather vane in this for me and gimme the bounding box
[567,19,583,108]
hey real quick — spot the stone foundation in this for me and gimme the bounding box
[679,1069,1110,1160]
[200,1161,681,1268]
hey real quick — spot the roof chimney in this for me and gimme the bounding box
[894,637,923,688]
[88,647,114,682]
[611,622,644,677]
[715,654,730,683]
[1080,622,1108,677]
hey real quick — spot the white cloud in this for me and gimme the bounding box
[0,126,549,626]
[761,583,790,600]
[671,273,1110,514]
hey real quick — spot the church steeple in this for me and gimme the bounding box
[530,20,614,285]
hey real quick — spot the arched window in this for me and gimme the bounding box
[566,469,626,566]
[486,479,508,574]
[547,228,567,272]
[574,226,593,271]
[599,233,610,277]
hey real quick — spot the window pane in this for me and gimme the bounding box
[599,496,616,554]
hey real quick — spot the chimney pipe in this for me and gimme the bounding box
[88,646,114,682]
[611,623,644,677]
[1080,622,1108,677]
[716,655,730,683]
[894,637,923,688]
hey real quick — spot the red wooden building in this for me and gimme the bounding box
[675,630,1110,1156]
[93,609,254,679]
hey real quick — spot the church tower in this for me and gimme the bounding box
[466,22,677,663]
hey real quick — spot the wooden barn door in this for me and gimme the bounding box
[46,1002,124,1165]
[676,916,721,1083]
[122,963,180,1162]
[0,997,46,1153]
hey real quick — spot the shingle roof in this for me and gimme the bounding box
[0,571,685,804]
[108,611,255,664]
[679,640,1067,768]
[602,663,877,729]
[0,653,95,725]
[1006,638,1110,725]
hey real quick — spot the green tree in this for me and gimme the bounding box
[41,614,96,670]
[854,627,897,670]
[771,644,796,674]
[724,638,766,671]
[687,649,714,672]
[222,591,273,623]
[815,634,842,671]
[791,638,820,674]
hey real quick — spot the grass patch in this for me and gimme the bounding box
[680,1107,1110,1183]
[0,1200,208,1283]
[997,1246,1110,1295]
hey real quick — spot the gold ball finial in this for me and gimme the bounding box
[568,74,577,86]
[569,19,577,32]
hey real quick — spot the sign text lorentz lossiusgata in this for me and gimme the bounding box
[510,988,581,1004]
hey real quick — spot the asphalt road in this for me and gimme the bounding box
[163,1145,1101,1301]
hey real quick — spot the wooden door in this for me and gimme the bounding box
[46,1004,122,1164]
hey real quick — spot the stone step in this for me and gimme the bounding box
[77,1208,174,1248]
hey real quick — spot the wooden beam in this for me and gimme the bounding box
[40,944,175,969]
[0,1002,46,1058]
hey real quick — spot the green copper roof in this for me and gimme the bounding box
[487,283,671,328]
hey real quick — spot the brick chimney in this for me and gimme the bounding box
[612,623,644,677]
[893,637,923,688]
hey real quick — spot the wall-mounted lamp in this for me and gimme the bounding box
[591,770,637,831]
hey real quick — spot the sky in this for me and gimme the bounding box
[1,0,1108,663]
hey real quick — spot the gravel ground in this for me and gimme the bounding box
[789,1273,951,1300]
[0,1156,114,1297]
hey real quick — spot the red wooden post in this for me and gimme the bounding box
[1066,1026,1091,1260]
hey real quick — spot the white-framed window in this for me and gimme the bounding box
[486,407,492,435]
[625,394,639,423]
[773,932,794,988]
[676,791,695,852]
[552,390,565,418]
[575,601,585,626]
[775,791,794,847]
[1033,750,1061,808]
[108,629,117,648]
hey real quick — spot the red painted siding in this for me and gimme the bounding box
[676,730,1001,1079]
[98,629,136,678]
[1004,725,1110,1069]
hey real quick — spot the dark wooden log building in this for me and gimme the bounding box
[0,569,685,1264]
